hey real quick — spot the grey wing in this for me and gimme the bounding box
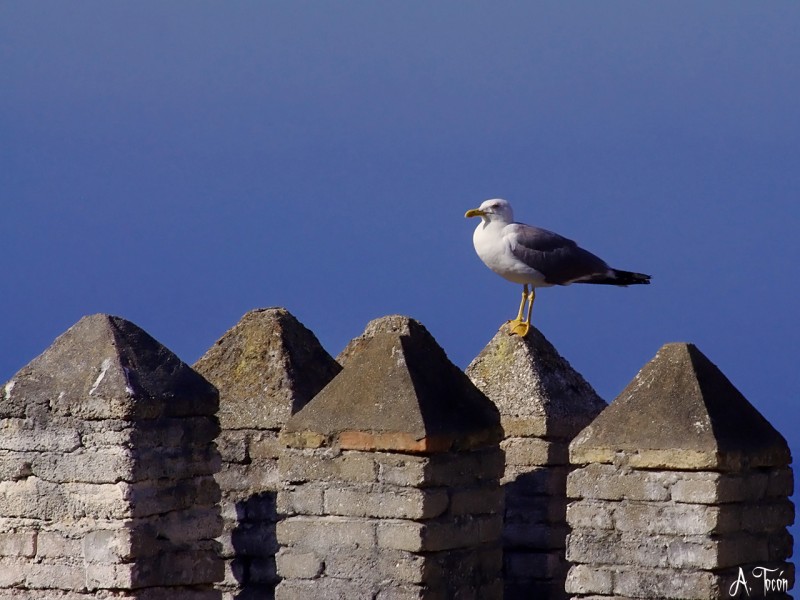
[507,223,611,285]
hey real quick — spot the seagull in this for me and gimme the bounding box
[465,198,650,337]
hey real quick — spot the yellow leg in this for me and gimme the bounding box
[515,285,528,321]
[525,288,536,325]
[508,285,532,337]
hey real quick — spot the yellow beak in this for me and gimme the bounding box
[465,208,486,218]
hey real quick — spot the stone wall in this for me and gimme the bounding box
[0,311,794,600]
[193,308,341,599]
[467,326,606,599]
[276,316,505,599]
[0,314,222,599]
[565,343,794,600]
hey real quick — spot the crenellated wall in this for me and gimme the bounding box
[466,327,606,599]
[0,309,793,600]
[565,343,794,600]
[276,316,505,599]
[193,308,341,599]
[0,314,222,599]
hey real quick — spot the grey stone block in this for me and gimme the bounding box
[84,562,134,590]
[22,560,87,590]
[566,499,614,530]
[613,501,724,536]
[505,550,567,580]
[613,566,717,599]
[565,564,613,595]
[248,430,284,460]
[737,500,795,532]
[665,536,719,570]
[0,478,129,521]
[323,551,381,580]
[30,448,133,484]
[377,514,502,552]
[567,464,673,502]
[0,593,103,600]
[139,508,223,546]
[323,485,449,520]
[275,578,375,600]
[424,447,505,487]
[35,532,82,558]
[0,532,36,557]
[766,467,794,498]
[0,420,81,452]
[767,528,794,561]
[227,521,278,557]
[670,471,771,504]
[279,450,377,485]
[0,451,34,481]
[275,549,324,579]
[217,430,249,463]
[132,547,223,588]
[133,588,223,600]
[129,416,220,448]
[0,558,25,587]
[216,459,280,493]
[503,464,570,495]
[566,529,669,568]
[375,453,428,487]
[277,515,376,551]
[377,550,427,584]
[503,522,569,550]
[248,555,278,584]
[502,437,569,467]
[83,528,133,563]
[449,485,504,516]
[125,476,221,517]
[277,484,325,516]
[375,585,430,600]
[669,473,721,504]
[505,496,568,526]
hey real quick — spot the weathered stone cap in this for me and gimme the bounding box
[467,324,606,438]
[1,314,217,420]
[194,307,341,430]
[336,313,420,366]
[570,342,790,471]
[282,315,502,454]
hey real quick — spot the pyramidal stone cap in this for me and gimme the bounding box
[1,314,217,421]
[570,342,790,471]
[467,324,606,438]
[282,315,502,453]
[336,313,421,366]
[194,307,342,430]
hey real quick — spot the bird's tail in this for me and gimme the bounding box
[577,269,651,286]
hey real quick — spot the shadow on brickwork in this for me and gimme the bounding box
[231,491,279,600]
[124,416,224,597]
[503,469,570,600]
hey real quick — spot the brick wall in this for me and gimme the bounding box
[0,314,222,599]
[0,312,793,600]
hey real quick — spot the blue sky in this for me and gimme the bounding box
[2,0,798,545]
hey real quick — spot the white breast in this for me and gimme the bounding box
[472,221,550,286]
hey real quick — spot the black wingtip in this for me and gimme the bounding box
[613,269,651,285]
[574,269,652,286]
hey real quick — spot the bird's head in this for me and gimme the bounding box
[465,198,514,224]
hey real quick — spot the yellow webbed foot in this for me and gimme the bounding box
[507,319,530,337]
